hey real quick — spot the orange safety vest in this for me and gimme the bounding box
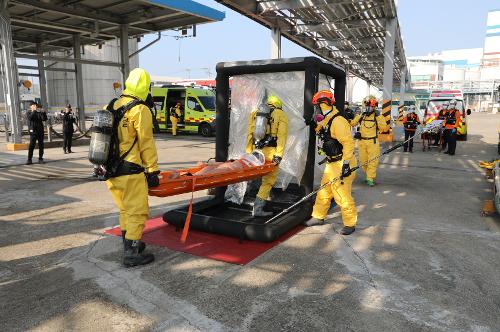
[403,113,420,131]
[444,109,460,130]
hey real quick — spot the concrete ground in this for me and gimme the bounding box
[1,113,499,332]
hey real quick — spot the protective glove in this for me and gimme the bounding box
[146,171,161,188]
[272,155,282,165]
[354,132,361,140]
[304,117,315,126]
[340,160,352,179]
[451,128,457,134]
[375,110,381,116]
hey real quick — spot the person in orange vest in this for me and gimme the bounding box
[443,99,461,155]
[402,105,421,153]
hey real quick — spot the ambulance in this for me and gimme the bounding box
[424,90,471,140]
[151,85,216,137]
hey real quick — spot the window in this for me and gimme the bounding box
[187,97,203,112]
[427,100,464,116]
[153,96,165,110]
[198,96,215,110]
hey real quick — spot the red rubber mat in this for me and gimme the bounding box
[105,217,304,265]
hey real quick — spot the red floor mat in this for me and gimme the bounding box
[105,217,304,265]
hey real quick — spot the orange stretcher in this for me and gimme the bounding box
[148,159,276,243]
[148,160,276,197]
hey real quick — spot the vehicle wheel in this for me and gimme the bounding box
[200,123,212,137]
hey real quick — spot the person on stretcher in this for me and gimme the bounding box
[161,151,267,180]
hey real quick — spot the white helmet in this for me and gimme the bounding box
[409,105,416,111]
[449,99,457,107]
[442,101,450,110]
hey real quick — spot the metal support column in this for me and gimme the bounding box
[345,66,352,102]
[120,24,130,84]
[36,43,48,111]
[382,17,397,135]
[0,1,22,143]
[271,27,281,59]
[73,34,86,130]
[397,67,406,125]
[366,80,371,97]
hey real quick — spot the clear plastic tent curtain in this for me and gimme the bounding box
[225,71,309,203]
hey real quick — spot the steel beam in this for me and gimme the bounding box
[11,0,121,25]
[0,2,22,143]
[398,66,406,122]
[382,18,396,103]
[296,23,385,34]
[271,26,281,59]
[259,0,377,12]
[18,65,76,73]
[10,17,116,39]
[73,34,86,131]
[36,43,48,112]
[15,53,122,67]
[120,24,130,85]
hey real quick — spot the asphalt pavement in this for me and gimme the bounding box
[0,113,499,331]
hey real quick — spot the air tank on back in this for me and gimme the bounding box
[253,103,270,143]
[88,109,114,165]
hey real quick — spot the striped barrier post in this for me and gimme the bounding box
[378,99,393,142]
[397,104,404,126]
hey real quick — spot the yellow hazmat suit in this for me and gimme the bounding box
[311,105,357,227]
[245,108,288,200]
[106,68,159,241]
[170,105,181,136]
[350,111,387,182]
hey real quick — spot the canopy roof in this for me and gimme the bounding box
[217,0,407,86]
[8,0,225,54]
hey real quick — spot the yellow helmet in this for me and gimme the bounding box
[267,95,283,109]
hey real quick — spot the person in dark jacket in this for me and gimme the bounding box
[26,102,47,164]
[61,104,76,153]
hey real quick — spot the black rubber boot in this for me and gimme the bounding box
[252,197,272,217]
[340,226,356,235]
[123,239,154,268]
[26,159,33,165]
[304,217,325,227]
[121,230,145,253]
[64,149,67,154]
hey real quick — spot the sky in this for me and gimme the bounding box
[138,0,496,79]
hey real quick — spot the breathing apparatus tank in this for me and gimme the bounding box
[253,103,271,144]
[88,109,114,165]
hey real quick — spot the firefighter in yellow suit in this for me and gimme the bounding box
[169,102,181,136]
[350,98,388,186]
[106,68,160,267]
[304,90,357,235]
[246,95,288,217]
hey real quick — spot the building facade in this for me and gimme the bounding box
[408,10,499,112]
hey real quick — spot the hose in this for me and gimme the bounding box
[264,124,436,224]
[49,124,92,140]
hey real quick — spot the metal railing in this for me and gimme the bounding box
[412,80,498,94]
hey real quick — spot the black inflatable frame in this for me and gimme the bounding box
[163,57,346,242]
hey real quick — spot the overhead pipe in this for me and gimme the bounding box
[129,32,161,58]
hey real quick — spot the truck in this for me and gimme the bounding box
[151,85,216,137]
[424,90,471,140]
